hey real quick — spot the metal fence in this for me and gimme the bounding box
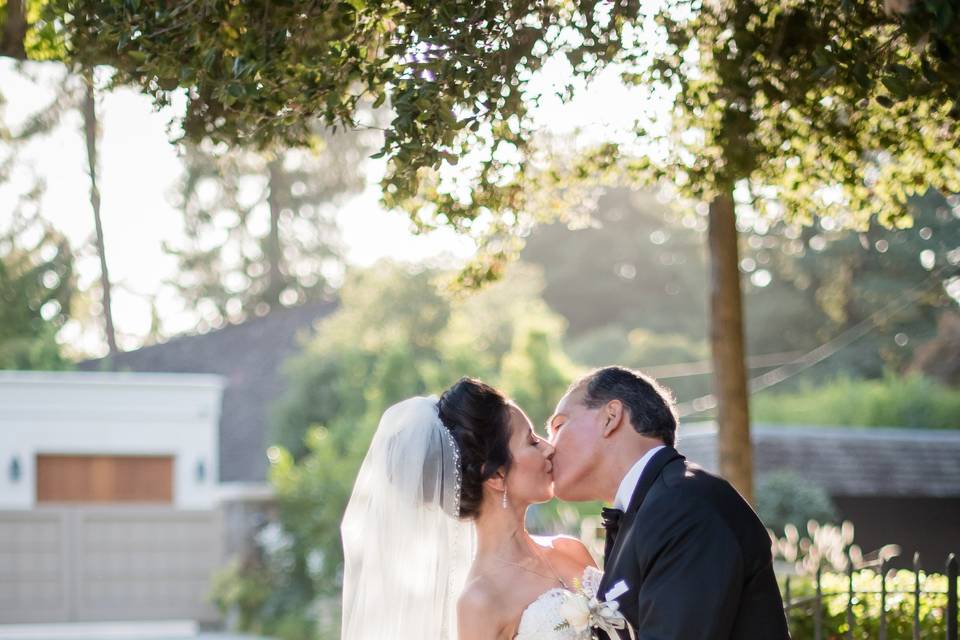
[783,552,958,640]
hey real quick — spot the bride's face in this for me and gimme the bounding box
[503,405,555,505]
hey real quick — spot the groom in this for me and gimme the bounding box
[548,366,790,639]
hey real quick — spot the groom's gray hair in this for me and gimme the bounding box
[569,366,678,447]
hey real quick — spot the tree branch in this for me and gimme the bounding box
[0,0,29,60]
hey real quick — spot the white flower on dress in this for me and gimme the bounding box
[515,567,635,640]
[551,573,635,640]
[557,592,592,632]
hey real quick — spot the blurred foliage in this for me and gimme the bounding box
[908,310,960,386]
[566,325,708,371]
[752,374,960,428]
[0,196,74,371]
[770,521,957,639]
[755,471,839,535]
[213,260,577,639]
[25,0,958,285]
[0,0,65,61]
[522,188,709,339]
[522,185,958,404]
[783,568,956,639]
[0,65,79,368]
[744,189,960,379]
[166,124,374,327]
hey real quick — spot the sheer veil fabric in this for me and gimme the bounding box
[341,396,477,639]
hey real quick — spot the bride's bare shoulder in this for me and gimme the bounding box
[458,575,507,639]
[534,534,598,568]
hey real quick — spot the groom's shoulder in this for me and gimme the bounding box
[648,457,769,540]
[658,455,718,489]
[654,457,754,515]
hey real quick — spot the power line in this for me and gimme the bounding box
[675,264,956,418]
[644,350,805,379]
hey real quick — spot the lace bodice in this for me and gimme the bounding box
[514,566,604,640]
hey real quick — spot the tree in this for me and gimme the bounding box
[0,211,75,370]
[0,63,75,368]
[521,187,709,340]
[80,69,118,354]
[1,7,119,353]
[166,126,372,326]
[25,0,960,499]
[745,190,960,379]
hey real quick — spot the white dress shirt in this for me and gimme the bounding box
[613,445,666,510]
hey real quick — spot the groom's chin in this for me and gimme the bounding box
[551,481,575,502]
[552,477,591,502]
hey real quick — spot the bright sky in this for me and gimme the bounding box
[0,57,653,356]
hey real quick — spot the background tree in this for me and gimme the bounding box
[80,69,117,354]
[0,64,75,368]
[746,190,960,379]
[522,188,709,340]
[0,6,120,354]
[0,211,75,370]
[36,0,960,498]
[166,125,373,326]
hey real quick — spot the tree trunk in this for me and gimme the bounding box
[265,158,284,309]
[707,188,753,503]
[82,69,119,356]
[0,0,28,59]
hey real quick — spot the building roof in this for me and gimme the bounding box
[78,301,336,483]
[678,423,960,497]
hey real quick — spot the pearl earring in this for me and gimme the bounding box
[502,488,508,509]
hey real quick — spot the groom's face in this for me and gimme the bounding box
[547,386,604,501]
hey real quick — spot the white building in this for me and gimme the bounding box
[0,371,225,623]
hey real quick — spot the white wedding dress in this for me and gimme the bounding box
[515,565,605,640]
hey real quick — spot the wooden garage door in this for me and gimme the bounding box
[36,455,173,503]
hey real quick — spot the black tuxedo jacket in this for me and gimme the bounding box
[598,446,790,639]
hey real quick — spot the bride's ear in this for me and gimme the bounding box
[484,469,507,494]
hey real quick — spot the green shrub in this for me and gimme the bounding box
[752,374,960,429]
[755,471,838,534]
[784,570,954,639]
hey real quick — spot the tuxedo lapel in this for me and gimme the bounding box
[624,446,683,516]
[599,446,684,596]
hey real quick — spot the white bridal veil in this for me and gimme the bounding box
[341,395,477,639]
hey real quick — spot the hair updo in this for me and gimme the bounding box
[436,377,514,520]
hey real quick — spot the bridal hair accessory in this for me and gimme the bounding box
[439,421,463,519]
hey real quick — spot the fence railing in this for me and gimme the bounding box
[783,552,958,639]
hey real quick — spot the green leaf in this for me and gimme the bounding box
[875,94,895,108]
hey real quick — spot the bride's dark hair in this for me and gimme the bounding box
[437,377,514,519]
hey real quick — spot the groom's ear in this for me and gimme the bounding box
[600,399,626,438]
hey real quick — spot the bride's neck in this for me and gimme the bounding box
[473,498,533,560]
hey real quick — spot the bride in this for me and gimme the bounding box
[340,377,623,639]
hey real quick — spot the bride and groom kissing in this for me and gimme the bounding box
[340,366,791,639]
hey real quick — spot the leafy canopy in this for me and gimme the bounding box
[42,1,959,235]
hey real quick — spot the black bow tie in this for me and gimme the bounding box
[601,507,624,561]
[601,507,624,531]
